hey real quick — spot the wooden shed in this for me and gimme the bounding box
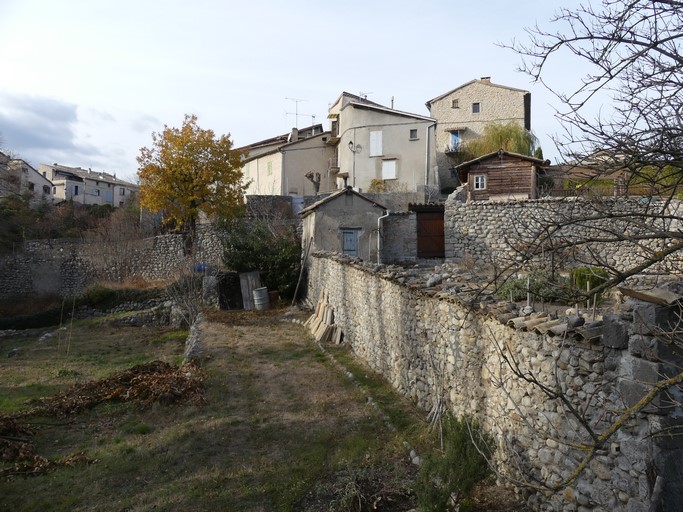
[454,150,550,202]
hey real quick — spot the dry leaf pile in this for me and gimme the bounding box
[33,360,206,416]
[1,360,205,479]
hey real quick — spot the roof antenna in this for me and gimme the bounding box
[285,97,315,128]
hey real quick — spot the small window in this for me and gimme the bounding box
[28,182,35,191]
[43,185,50,195]
[95,189,101,196]
[451,99,459,109]
[472,102,481,114]
[119,188,125,196]
[74,185,79,195]
[473,175,486,190]
[409,129,418,140]
[52,186,56,194]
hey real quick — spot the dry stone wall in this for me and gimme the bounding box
[0,226,225,299]
[445,196,683,284]
[306,254,683,511]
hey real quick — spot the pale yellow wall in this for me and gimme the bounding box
[280,134,337,195]
[242,152,283,195]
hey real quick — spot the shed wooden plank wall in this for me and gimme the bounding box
[468,159,536,201]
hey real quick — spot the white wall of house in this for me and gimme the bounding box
[39,164,137,207]
[334,102,437,194]
[7,160,53,206]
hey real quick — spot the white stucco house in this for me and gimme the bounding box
[39,163,138,207]
[239,124,337,196]
[327,92,438,196]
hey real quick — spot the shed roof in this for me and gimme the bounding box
[299,186,387,218]
[454,150,550,171]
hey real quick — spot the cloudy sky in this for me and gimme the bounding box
[0,0,584,183]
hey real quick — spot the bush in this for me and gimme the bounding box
[496,270,570,303]
[221,217,301,300]
[416,415,494,511]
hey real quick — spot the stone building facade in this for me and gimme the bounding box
[426,78,531,190]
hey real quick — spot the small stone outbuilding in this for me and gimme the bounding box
[300,187,387,262]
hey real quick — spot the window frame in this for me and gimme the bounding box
[473,175,487,190]
[381,159,397,180]
[472,102,481,114]
[409,128,418,140]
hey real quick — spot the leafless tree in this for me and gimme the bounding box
[495,0,683,295]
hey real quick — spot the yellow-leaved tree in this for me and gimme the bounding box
[137,114,245,244]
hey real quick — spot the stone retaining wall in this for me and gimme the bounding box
[0,226,225,299]
[445,197,683,282]
[306,254,683,511]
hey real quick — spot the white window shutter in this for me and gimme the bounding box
[370,131,382,156]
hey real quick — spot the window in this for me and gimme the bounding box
[28,182,35,191]
[409,129,418,140]
[119,188,125,196]
[43,185,50,195]
[341,229,360,257]
[52,186,56,194]
[451,99,459,108]
[381,159,397,180]
[369,130,382,156]
[450,131,461,151]
[473,175,486,190]
[74,185,79,195]
[472,102,481,113]
[94,189,101,196]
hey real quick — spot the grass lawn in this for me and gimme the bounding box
[0,309,425,511]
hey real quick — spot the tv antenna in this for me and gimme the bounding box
[285,97,315,128]
[358,91,373,100]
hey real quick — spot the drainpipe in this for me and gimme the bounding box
[377,209,390,264]
[425,122,436,195]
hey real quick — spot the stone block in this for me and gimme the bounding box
[632,303,682,336]
[603,314,629,349]
[629,334,683,363]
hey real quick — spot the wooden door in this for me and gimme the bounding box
[416,211,444,258]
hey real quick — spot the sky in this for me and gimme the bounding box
[0,0,586,183]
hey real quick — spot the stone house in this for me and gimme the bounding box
[39,163,138,207]
[300,186,387,263]
[327,92,438,196]
[452,149,549,202]
[426,77,531,189]
[0,155,54,206]
[8,159,54,206]
[239,124,337,196]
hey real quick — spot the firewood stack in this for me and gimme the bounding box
[305,291,343,344]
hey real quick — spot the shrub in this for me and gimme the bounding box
[416,415,493,511]
[221,217,301,300]
[496,270,570,303]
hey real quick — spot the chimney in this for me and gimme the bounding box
[290,127,299,142]
[480,76,491,83]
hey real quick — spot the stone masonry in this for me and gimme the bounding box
[306,253,683,511]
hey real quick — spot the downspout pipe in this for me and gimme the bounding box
[377,209,390,264]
